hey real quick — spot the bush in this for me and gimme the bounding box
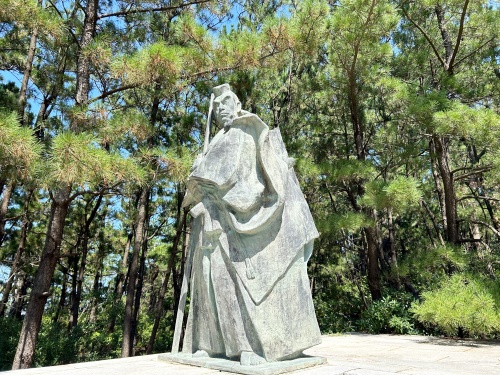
[0,317,22,370]
[411,274,500,338]
[358,293,417,334]
[35,318,79,366]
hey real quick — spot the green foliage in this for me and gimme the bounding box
[31,315,124,366]
[433,101,500,143]
[313,275,365,334]
[0,0,63,37]
[103,110,154,145]
[323,159,376,183]
[0,111,41,179]
[216,30,263,69]
[289,0,329,58]
[42,132,145,188]
[112,42,187,87]
[358,293,417,335]
[411,274,500,338]
[319,212,373,233]
[360,177,421,213]
[0,317,22,370]
[35,318,79,366]
[399,244,468,284]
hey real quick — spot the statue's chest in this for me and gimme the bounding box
[218,127,265,212]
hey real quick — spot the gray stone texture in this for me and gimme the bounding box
[180,84,322,365]
[158,353,326,375]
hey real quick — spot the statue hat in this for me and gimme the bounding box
[213,83,231,97]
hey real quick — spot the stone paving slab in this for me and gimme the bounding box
[2,334,500,375]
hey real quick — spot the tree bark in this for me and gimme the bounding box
[70,194,103,328]
[53,270,68,324]
[108,231,132,333]
[345,60,382,300]
[0,181,14,247]
[421,200,445,246]
[365,223,382,300]
[432,135,458,244]
[12,184,71,369]
[68,254,79,329]
[435,5,453,69]
[430,141,447,238]
[18,17,39,126]
[8,273,28,320]
[387,208,400,287]
[89,243,104,323]
[146,207,187,354]
[131,237,148,356]
[121,187,149,357]
[0,189,33,316]
[74,0,98,116]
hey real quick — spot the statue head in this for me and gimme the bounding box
[212,84,241,128]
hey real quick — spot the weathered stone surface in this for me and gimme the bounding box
[158,353,327,375]
[179,83,322,367]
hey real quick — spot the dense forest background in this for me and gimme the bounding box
[0,0,499,370]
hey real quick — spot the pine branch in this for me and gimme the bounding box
[89,84,138,103]
[452,165,493,180]
[470,219,500,237]
[47,0,81,48]
[97,0,212,19]
[454,37,495,69]
[400,4,446,69]
[458,195,500,203]
[449,0,469,70]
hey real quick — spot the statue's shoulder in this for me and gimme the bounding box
[232,113,268,134]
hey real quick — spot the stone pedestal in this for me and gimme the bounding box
[158,353,326,375]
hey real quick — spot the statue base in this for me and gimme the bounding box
[158,352,326,375]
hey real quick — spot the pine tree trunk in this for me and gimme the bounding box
[146,207,187,354]
[121,187,149,357]
[387,208,400,287]
[8,274,28,320]
[0,189,33,316]
[74,0,97,122]
[346,66,382,300]
[433,135,458,244]
[430,140,448,241]
[89,246,103,323]
[68,255,79,329]
[53,270,68,324]
[18,12,39,126]
[70,194,103,328]
[365,225,382,300]
[12,184,71,369]
[131,239,148,356]
[108,231,132,333]
[0,181,14,247]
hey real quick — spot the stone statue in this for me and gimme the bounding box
[180,84,321,367]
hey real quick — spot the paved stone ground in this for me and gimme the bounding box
[3,334,500,375]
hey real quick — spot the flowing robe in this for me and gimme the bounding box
[182,113,321,361]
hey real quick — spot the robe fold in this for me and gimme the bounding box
[182,113,321,361]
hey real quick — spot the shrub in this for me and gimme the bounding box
[411,274,500,338]
[0,317,22,370]
[358,293,417,334]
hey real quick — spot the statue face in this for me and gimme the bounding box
[213,92,241,127]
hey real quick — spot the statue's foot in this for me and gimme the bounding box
[193,350,209,358]
[240,351,267,366]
